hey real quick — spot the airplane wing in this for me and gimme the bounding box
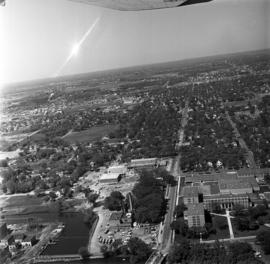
[68,0,213,11]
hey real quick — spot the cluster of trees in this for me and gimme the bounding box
[78,246,90,259]
[181,88,246,172]
[104,191,124,211]
[115,88,186,160]
[132,169,174,223]
[101,237,152,264]
[256,230,270,255]
[168,240,263,264]
[233,95,270,168]
[0,160,87,195]
[232,204,269,232]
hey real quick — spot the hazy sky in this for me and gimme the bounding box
[0,0,269,84]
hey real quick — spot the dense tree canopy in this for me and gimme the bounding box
[104,191,124,211]
[127,237,152,264]
[168,240,262,264]
[132,170,167,223]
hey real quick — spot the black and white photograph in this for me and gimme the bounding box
[0,0,270,263]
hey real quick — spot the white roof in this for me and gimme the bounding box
[100,173,120,180]
[109,165,125,169]
[130,158,157,166]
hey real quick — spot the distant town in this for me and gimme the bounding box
[0,49,270,264]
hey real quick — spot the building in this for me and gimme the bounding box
[181,186,199,204]
[186,203,205,228]
[107,165,127,175]
[21,236,36,248]
[0,235,14,249]
[203,193,249,211]
[99,173,121,184]
[129,158,157,169]
[219,179,253,195]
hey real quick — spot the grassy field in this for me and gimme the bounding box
[63,124,118,144]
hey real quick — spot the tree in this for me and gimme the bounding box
[167,239,190,264]
[232,204,247,217]
[235,216,250,231]
[78,246,90,259]
[100,245,114,258]
[87,193,99,207]
[104,191,124,211]
[174,203,186,218]
[249,205,267,220]
[127,237,152,264]
[170,218,188,236]
[215,216,228,230]
[256,230,270,254]
[0,159,8,167]
[264,174,270,184]
[132,170,166,223]
[228,242,255,263]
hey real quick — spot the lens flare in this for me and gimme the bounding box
[54,16,100,77]
[71,43,80,57]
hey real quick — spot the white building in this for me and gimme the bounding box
[99,173,121,184]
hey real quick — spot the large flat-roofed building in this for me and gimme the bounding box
[185,169,267,185]
[186,203,205,228]
[181,186,199,204]
[129,158,157,169]
[203,193,249,211]
[219,179,253,195]
[185,171,238,184]
[237,168,270,180]
[99,173,121,184]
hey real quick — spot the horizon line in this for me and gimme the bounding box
[3,48,270,88]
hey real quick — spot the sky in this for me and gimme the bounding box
[0,0,269,85]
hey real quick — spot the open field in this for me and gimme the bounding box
[62,125,118,144]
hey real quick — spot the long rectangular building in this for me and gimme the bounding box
[203,193,249,211]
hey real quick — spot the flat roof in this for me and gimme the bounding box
[130,158,157,166]
[181,186,199,198]
[187,203,204,216]
[184,168,270,183]
[219,179,251,190]
[100,173,120,180]
[108,165,126,169]
[204,193,249,199]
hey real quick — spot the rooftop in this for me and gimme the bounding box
[99,173,120,181]
[204,193,249,199]
[219,179,251,190]
[181,186,199,198]
[130,158,157,166]
[187,203,204,216]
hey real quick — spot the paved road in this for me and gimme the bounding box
[161,184,177,253]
